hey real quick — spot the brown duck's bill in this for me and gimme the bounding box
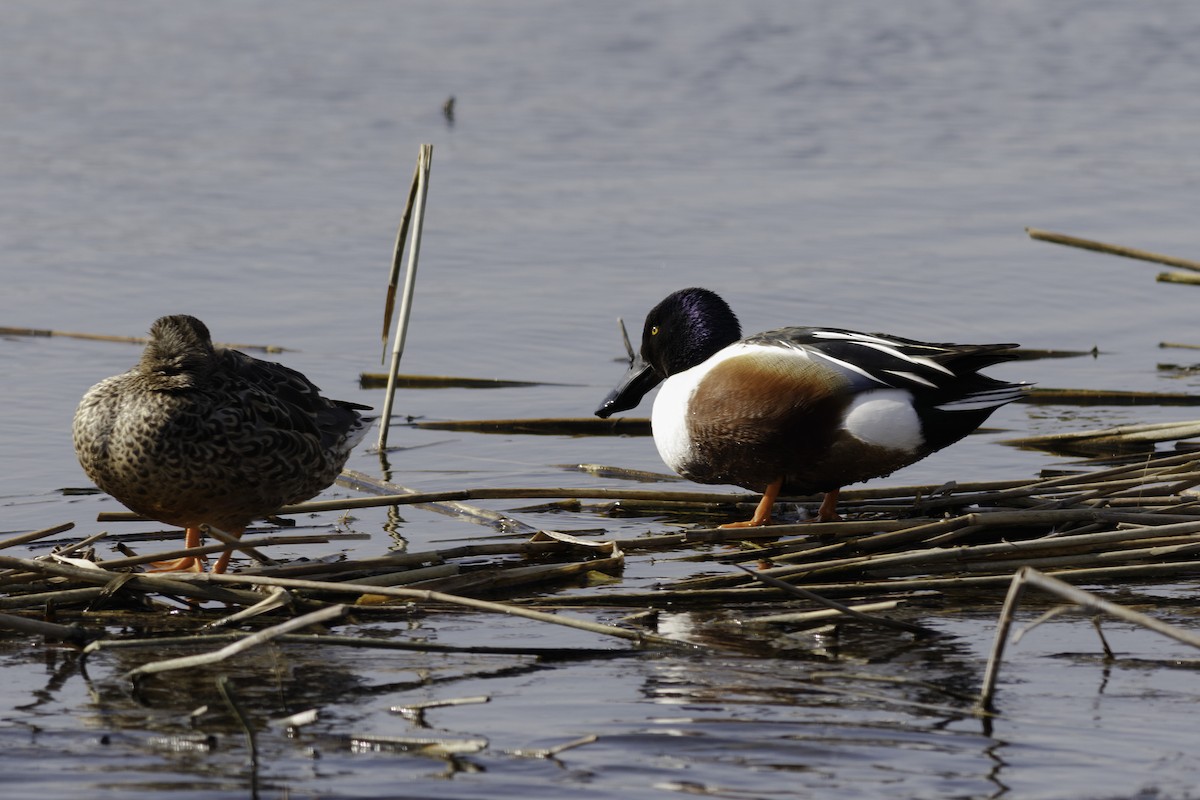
[595,358,662,418]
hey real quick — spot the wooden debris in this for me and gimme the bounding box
[1027,227,1200,273]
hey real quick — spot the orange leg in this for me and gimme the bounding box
[211,526,245,574]
[817,488,843,522]
[719,478,783,528]
[149,526,206,572]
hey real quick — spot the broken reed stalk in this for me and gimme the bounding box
[0,327,288,353]
[377,143,433,451]
[734,564,935,637]
[1026,227,1200,273]
[1158,271,1200,286]
[380,157,423,359]
[89,632,633,660]
[338,469,538,534]
[977,567,1200,713]
[171,572,682,648]
[125,605,347,679]
[0,522,76,551]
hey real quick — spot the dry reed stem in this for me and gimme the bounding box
[125,605,347,679]
[339,469,537,533]
[377,143,433,450]
[733,565,934,637]
[1026,227,1200,273]
[167,571,682,648]
[1157,271,1200,285]
[0,522,76,551]
[0,327,288,353]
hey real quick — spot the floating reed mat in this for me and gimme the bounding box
[7,450,1200,676]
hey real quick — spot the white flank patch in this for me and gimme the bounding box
[841,389,922,452]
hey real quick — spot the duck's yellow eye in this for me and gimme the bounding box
[650,326,659,336]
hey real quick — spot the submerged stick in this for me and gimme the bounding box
[1026,227,1200,273]
[126,604,347,679]
[377,143,433,451]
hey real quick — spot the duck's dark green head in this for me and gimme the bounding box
[595,288,742,418]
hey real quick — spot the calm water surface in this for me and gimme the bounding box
[4,1,1200,797]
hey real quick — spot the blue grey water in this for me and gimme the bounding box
[3,1,1200,797]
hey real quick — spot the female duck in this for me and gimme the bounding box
[596,288,1024,526]
[73,315,370,572]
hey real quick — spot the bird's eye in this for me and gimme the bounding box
[650,326,659,336]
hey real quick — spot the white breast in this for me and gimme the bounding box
[650,366,701,473]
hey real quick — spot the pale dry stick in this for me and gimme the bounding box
[347,733,488,756]
[0,522,75,551]
[1026,227,1200,273]
[741,600,900,625]
[1158,271,1200,286]
[509,734,600,759]
[739,515,1200,585]
[52,529,110,558]
[1004,420,1200,450]
[202,587,293,631]
[173,572,684,648]
[1030,469,1200,512]
[380,157,423,358]
[0,327,288,353]
[125,604,347,679]
[339,469,536,534]
[391,695,490,725]
[88,632,636,659]
[977,566,1200,713]
[751,518,1200,585]
[732,564,936,637]
[0,522,81,580]
[917,451,1200,513]
[378,143,433,451]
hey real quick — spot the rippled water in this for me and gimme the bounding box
[4,1,1200,797]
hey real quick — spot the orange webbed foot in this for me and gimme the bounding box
[148,557,205,573]
[718,478,783,529]
[148,526,207,572]
[817,489,842,522]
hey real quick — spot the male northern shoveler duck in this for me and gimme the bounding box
[73,315,371,573]
[595,288,1025,527]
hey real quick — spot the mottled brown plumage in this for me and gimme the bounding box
[73,315,370,572]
